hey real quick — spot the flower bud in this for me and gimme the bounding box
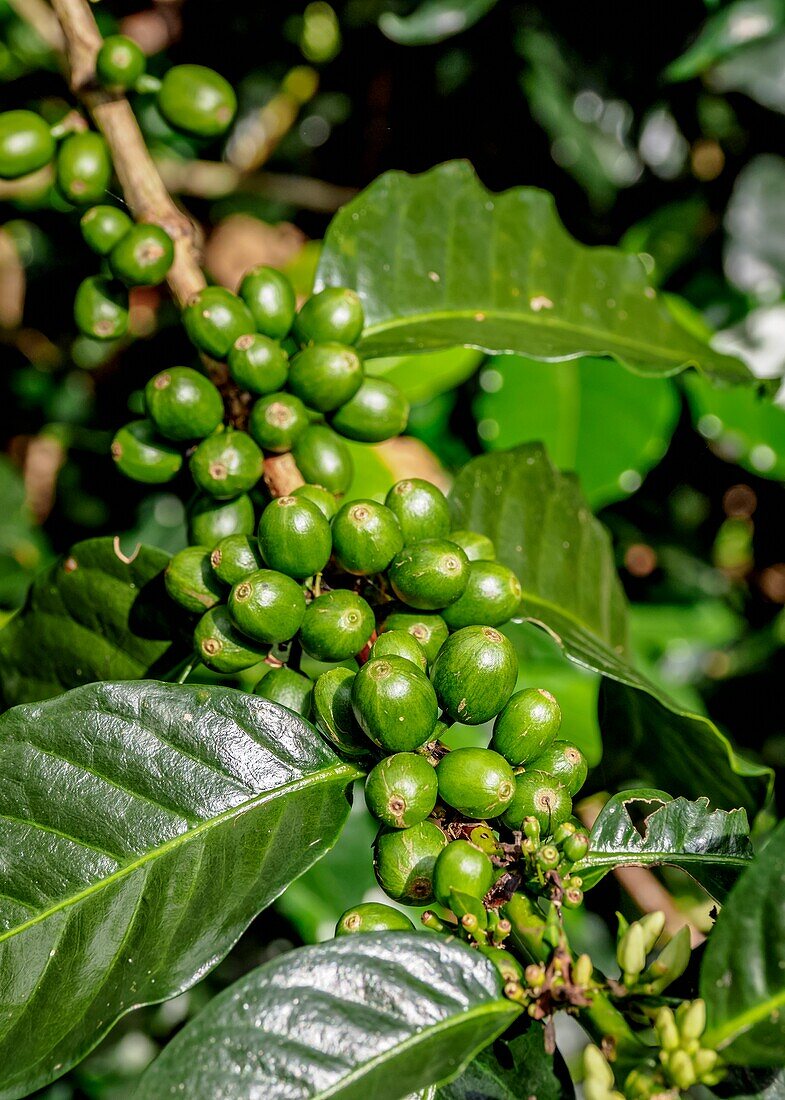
[668,1050,697,1090]
[693,1049,718,1078]
[583,1082,611,1100]
[617,921,647,985]
[642,925,691,993]
[573,953,593,986]
[638,910,665,952]
[583,1044,614,1088]
[655,1006,680,1052]
[678,998,706,1041]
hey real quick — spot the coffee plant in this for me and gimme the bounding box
[1,1,784,1098]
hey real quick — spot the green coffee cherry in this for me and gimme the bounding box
[146,366,224,442]
[312,666,369,757]
[562,831,590,863]
[111,418,181,483]
[288,343,363,412]
[528,740,587,796]
[299,589,374,661]
[249,392,309,453]
[500,770,572,835]
[257,495,332,578]
[449,529,495,562]
[490,688,562,766]
[335,902,414,937]
[194,604,267,672]
[56,131,111,204]
[330,377,409,443]
[378,608,449,665]
[254,666,313,717]
[385,478,451,544]
[188,492,255,548]
[74,275,128,339]
[388,539,469,611]
[433,839,494,907]
[365,752,438,829]
[209,533,263,585]
[0,109,55,179]
[292,483,338,519]
[96,35,146,90]
[352,655,438,752]
[183,286,255,358]
[165,545,223,613]
[331,498,403,575]
[440,561,521,630]
[80,204,132,255]
[373,820,447,904]
[228,568,305,644]
[368,629,427,672]
[294,286,364,345]
[430,626,517,724]
[239,265,297,339]
[436,747,515,819]
[109,223,174,286]
[479,946,524,984]
[189,429,263,499]
[293,425,353,495]
[157,64,237,137]
[228,333,288,394]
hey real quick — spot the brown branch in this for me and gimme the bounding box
[5,0,65,56]
[47,0,303,495]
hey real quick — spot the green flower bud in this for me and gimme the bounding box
[572,953,593,986]
[638,910,666,953]
[583,1083,612,1100]
[642,924,692,994]
[655,1006,680,1052]
[617,921,647,986]
[667,1050,696,1091]
[582,1045,614,1089]
[678,999,706,1042]
[693,1049,719,1078]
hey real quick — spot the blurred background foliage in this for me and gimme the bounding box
[2,0,785,1093]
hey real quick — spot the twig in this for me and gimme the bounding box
[156,159,357,212]
[47,0,304,496]
[5,0,65,55]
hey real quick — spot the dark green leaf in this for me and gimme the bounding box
[449,446,771,814]
[0,538,183,708]
[436,1027,569,1099]
[379,0,498,45]
[0,681,360,1099]
[574,790,753,901]
[702,820,785,1066]
[136,933,520,1099]
[665,0,785,82]
[474,356,679,507]
[317,161,750,384]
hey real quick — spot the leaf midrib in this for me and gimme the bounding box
[0,761,361,945]
[361,308,716,369]
[315,999,519,1099]
[575,851,752,872]
[705,988,785,1050]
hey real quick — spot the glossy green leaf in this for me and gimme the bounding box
[0,680,360,1099]
[368,347,483,404]
[686,373,785,481]
[574,790,753,901]
[474,355,679,507]
[0,538,182,708]
[379,0,498,45]
[436,1028,568,1100]
[317,161,750,384]
[136,933,520,1099]
[0,456,52,611]
[702,820,785,1065]
[665,0,785,81]
[449,446,771,814]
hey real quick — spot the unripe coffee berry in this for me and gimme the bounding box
[228,568,305,644]
[183,286,255,358]
[210,533,263,586]
[368,629,427,672]
[430,625,517,724]
[254,666,313,718]
[331,498,403,575]
[288,343,363,412]
[239,265,297,339]
[479,946,524,984]
[432,839,494,907]
[228,333,288,394]
[436,747,515,819]
[109,223,174,286]
[189,429,263,499]
[529,740,587,796]
[379,608,449,665]
[293,425,353,495]
[257,495,332,579]
[352,655,438,752]
[449,529,496,561]
[299,589,374,661]
[500,770,572,836]
[330,378,409,443]
[491,688,562,766]
[292,483,338,520]
[385,478,451,544]
[96,35,146,90]
[157,64,237,137]
[165,545,223,613]
[313,667,369,758]
[562,832,589,863]
[145,366,224,441]
[56,131,111,204]
[365,752,438,829]
[194,605,267,673]
[294,286,364,346]
[111,419,182,483]
[335,902,413,937]
[388,539,469,610]
[373,820,446,904]
[80,204,132,255]
[188,493,255,548]
[441,561,522,630]
[0,110,55,179]
[74,275,128,340]
[249,392,309,453]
